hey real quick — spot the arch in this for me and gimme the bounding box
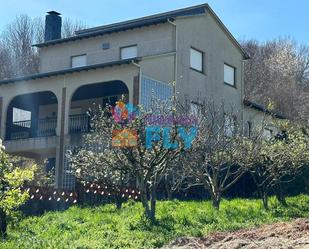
[6,91,58,140]
[69,80,129,104]
[69,80,129,134]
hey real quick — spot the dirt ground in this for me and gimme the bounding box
[164,218,309,249]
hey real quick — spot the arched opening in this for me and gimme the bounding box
[6,91,58,140]
[69,80,129,133]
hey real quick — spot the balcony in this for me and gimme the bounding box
[8,117,57,140]
[7,114,92,140]
[69,114,90,134]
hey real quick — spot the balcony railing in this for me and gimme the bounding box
[69,114,90,134]
[37,118,57,137]
[8,117,57,140]
[6,114,91,140]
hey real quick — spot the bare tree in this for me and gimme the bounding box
[69,95,190,221]
[249,120,309,209]
[0,41,13,80]
[177,101,255,209]
[242,38,309,120]
[62,18,87,38]
[0,15,87,80]
[68,106,134,209]
[1,15,39,77]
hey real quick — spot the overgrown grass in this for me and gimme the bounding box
[1,195,308,249]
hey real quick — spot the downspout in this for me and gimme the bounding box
[168,19,177,98]
[131,60,142,105]
[241,60,245,133]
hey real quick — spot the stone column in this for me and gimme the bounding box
[55,87,67,188]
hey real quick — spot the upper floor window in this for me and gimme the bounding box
[224,63,236,86]
[71,54,87,68]
[120,45,137,59]
[190,47,204,73]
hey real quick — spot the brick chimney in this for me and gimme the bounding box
[44,11,62,42]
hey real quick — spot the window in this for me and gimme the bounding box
[13,107,31,127]
[190,102,200,116]
[71,55,87,68]
[190,48,203,72]
[263,128,273,139]
[224,63,236,86]
[120,45,137,59]
[247,121,252,137]
[224,115,235,137]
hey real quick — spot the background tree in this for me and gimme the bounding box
[69,96,187,222]
[0,15,87,80]
[249,120,309,209]
[177,102,255,209]
[69,114,133,209]
[242,38,309,120]
[0,139,36,239]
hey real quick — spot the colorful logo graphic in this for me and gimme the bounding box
[111,101,197,149]
[112,129,138,147]
[112,101,138,147]
[112,101,136,124]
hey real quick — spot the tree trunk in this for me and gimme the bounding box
[0,209,7,239]
[115,194,123,209]
[211,191,221,210]
[165,180,173,200]
[136,175,158,223]
[275,183,287,206]
[137,176,151,219]
[149,187,157,222]
[262,192,269,210]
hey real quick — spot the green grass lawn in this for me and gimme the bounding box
[1,195,308,249]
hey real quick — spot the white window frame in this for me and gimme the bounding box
[120,45,137,60]
[13,107,31,127]
[190,47,204,73]
[263,128,273,139]
[190,102,200,116]
[224,63,236,86]
[71,54,87,68]
[224,115,235,137]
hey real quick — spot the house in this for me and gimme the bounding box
[0,3,256,189]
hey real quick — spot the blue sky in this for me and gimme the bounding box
[0,0,308,44]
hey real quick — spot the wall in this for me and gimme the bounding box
[243,106,280,136]
[175,14,244,109]
[39,104,58,119]
[139,53,175,85]
[0,63,138,146]
[39,23,175,73]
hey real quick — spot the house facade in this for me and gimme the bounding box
[0,4,252,189]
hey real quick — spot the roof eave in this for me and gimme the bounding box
[33,4,208,48]
[0,58,140,85]
[244,99,286,119]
